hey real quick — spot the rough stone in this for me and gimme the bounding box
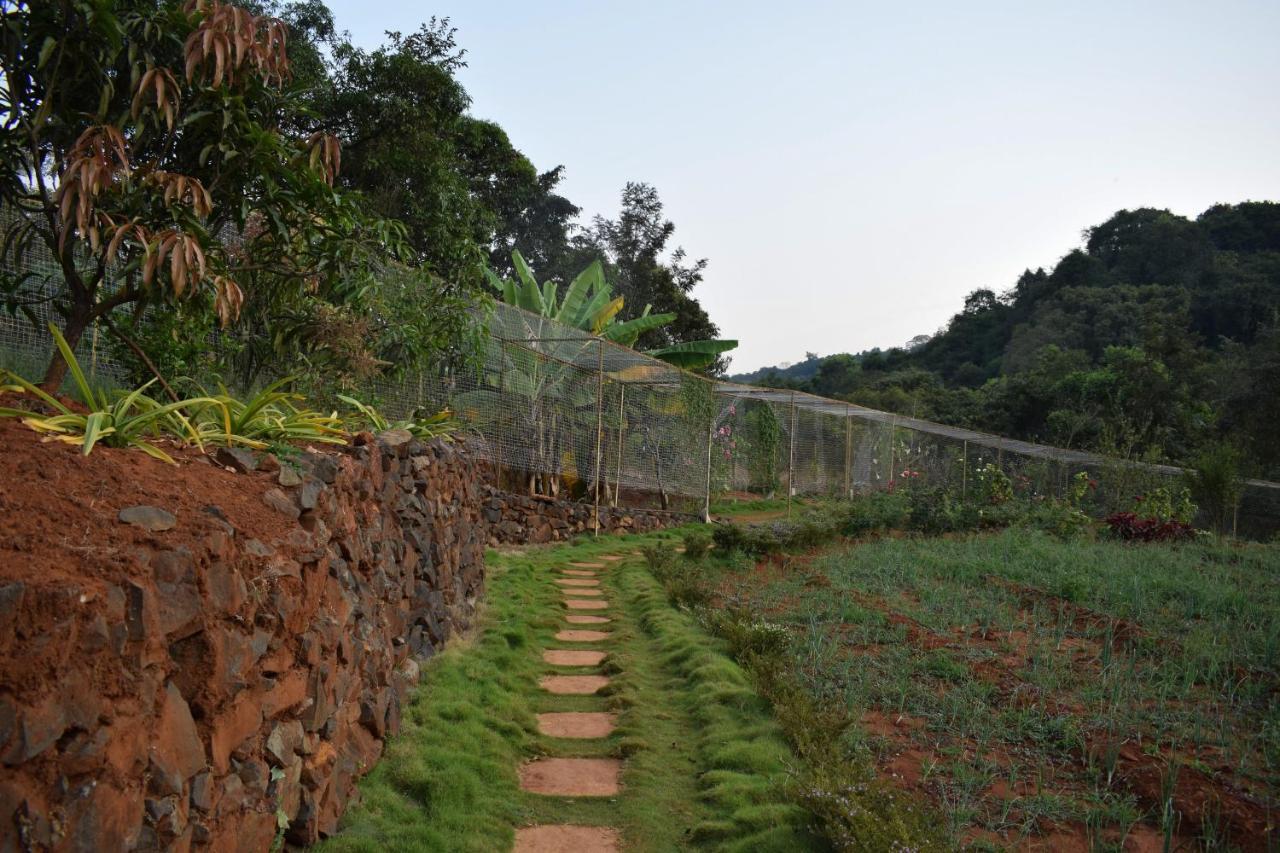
[214,447,258,473]
[277,466,303,487]
[118,505,176,532]
[150,683,206,796]
[262,488,301,519]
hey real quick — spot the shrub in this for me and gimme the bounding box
[1104,512,1196,543]
[682,528,713,561]
[711,523,749,554]
[640,543,678,578]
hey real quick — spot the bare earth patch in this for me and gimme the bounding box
[562,587,604,597]
[556,630,611,642]
[564,614,611,625]
[540,675,610,695]
[514,825,619,853]
[537,712,617,739]
[565,599,608,610]
[519,757,621,796]
[555,578,600,587]
[543,649,606,666]
[561,569,598,577]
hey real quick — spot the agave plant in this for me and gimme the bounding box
[0,324,214,463]
[337,395,458,441]
[189,378,348,448]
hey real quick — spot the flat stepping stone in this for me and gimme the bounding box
[600,555,624,562]
[555,578,600,587]
[514,825,619,853]
[537,712,617,739]
[569,562,607,569]
[565,599,608,610]
[565,614,611,625]
[563,588,603,597]
[561,569,597,577]
[519,757,621,796]
[540,675,610,695]
[556,630,611,642]
[544,649,606,666]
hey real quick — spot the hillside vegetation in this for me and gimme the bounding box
[741,204,1280,478]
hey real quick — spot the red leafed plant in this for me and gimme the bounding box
[1104,512,1196,543]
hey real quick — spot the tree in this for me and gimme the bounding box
[317,18,577,290]
[0,0,404,390]
[580,182,721,358]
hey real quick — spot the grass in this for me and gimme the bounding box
[708,524,1280,849]
[321,529,817,852]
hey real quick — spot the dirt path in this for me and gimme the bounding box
[515,556,625,852]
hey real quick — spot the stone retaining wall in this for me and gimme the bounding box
[482,487,689,544]
[0,432,487,851]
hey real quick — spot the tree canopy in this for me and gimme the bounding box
[733,203,1280,477]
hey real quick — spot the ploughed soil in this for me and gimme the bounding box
[715,555,1278,852]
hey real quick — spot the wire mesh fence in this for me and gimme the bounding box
[2,227,1279,535]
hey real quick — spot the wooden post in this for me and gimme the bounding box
[843,404,852,499]
[961,439,968,501]
[612,384,626,508]
[786,393,797,520]
[592,341,605,536]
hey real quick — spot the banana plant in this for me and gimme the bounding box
[485,250,736,369]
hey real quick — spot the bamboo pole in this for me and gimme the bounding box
[495,356,506,491]
[612,384,626,508]
[843,404,852,498]
[786,392,797,520]
[703,407,715,523]
[887,415,897,488]
[592,341,605,536]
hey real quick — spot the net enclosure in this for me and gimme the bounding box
[2,246,1278,536]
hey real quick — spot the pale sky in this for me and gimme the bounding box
[324,0,1280,373]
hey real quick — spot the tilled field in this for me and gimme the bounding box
[713,529,1280,851]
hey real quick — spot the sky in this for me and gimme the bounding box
[324,0,1280,373]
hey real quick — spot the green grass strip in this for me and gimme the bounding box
[321,529,819,852]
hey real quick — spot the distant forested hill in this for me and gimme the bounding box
[740,203,1280,477]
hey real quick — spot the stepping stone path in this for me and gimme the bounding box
[555,630,610,642]
[564,614,610,625]
[514,825,619,853]
[565,598,608,610]
[543,649,607,666]
[515,556,628,852]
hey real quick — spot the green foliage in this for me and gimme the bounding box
[681,528,713,561]
[1132,485,1197,525]
[336,395,458,441]
[485,249,735,369]
[1184,444,1244,534]
[0,324,217,463]
[975,463,1013,505]
[0,0,431,390]
[743,400,782,494]
[732,203,1280,479]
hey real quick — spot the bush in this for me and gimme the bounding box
[1104,512,1196,543]
[641,543,678,578]
[835,491,911,535]
[682,529,713,560]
